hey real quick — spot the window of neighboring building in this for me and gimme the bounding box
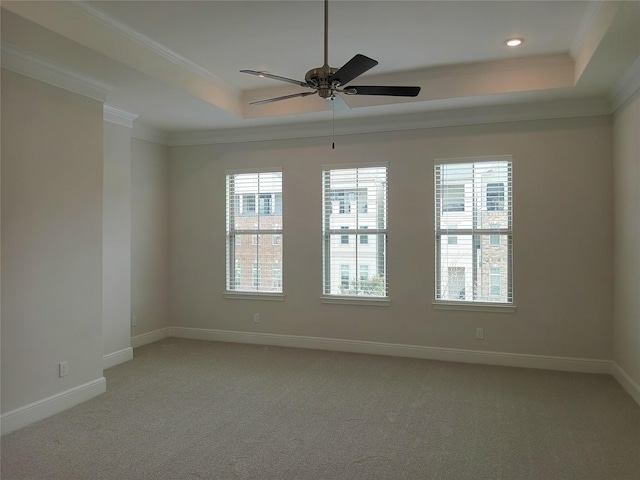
[340,265,350,289]
[490,223,500,245]
[234,262,241,288]
[323,165,388,298]
[487,183,505,211]
[490,267,501,296]
[360,226,369,244]
[226,170,283,293]
[259,194,272,215]
[273,263,282,289]
[442,184,465,212]
[242,194,256,216]
[435,158,512,304]
[252,263,260,289]
[341,226,349,244]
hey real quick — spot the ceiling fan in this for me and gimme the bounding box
[240,0,421,106]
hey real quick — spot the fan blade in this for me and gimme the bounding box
[240,70,311,88]
[330,54,378,86]
[324,93,351,114]
[343,85,421,97]
[249,91,317,106]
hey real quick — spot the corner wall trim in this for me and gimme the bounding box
[131,327,172,348]
[170,327,611,375]
[103,347,134,370]
[1,43,111,102]
[103,105,138,128]
[0,377,106,436]
[611,362,640,407]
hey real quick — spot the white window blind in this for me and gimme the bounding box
[434,158,513,303]
[322,165,388,297]
[226,170,282,293]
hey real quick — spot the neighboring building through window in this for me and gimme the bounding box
[359,226,369,245]
[226,170,283,293]
[341,226,349,244]
[435,158,512,303]
[442,184,465,212]
[323,165,388,297]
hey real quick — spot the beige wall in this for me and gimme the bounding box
[169,116,613,360]
[1,70,104,412]
[613,92,640,386]
[131,137,171,337]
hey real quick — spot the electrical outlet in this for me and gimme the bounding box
[253,313,260,323]
[476,328,484,340]
[59,361,69,377]
[131,316,137,327]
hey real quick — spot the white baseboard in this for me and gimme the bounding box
[131,327,172,348]
[103,347,133,370]
[0,377,106,436]
[171,327,612,375]
[612,362,640,407]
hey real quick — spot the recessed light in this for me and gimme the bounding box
[505,38,524,47]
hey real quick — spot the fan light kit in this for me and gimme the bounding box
[241,0,421,106]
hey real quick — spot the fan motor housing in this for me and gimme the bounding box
[305,66,338,98]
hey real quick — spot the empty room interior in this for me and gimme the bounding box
[1,1,639,478]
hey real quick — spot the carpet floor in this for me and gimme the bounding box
[2,338,639,479]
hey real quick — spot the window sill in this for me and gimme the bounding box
[224,292,285,301]
[320,296,391,307]
[432,301,516,313]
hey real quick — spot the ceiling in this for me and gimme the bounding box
[1,1,639,137]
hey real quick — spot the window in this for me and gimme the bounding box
[487,183,505,211]
[242,194,256,216]
[226,170,283,293]
[273,263,282,289]
[252,263,260,289]
[490,267,501,296]
[341,226,349,244]
[359,226,369,244]
[442,184,465,212]
[489,223,500,245]
[435,158,512,304]
[234,262,241,288]
[340,265,350,289]
[323,165,387,297]
[259,194,272,215]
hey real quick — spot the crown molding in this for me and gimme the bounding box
[1,43,111,102]
[610,56,640,112]
[131,123,170,146]
[168,96,612,147]
[73,1,230,90]
[570,0,604,60]
[103,105,138,128]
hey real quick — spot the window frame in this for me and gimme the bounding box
[433,156,515,312]
[321,163,390,306]
[225,168,284,300]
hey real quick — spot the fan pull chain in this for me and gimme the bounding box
[332,97,335,149]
